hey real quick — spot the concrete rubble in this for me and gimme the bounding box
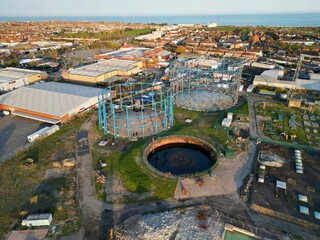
[258,150,284,167]
[114,206,225,240]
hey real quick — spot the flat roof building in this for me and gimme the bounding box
[95,46,173,68]
[0,82,107,124]
[253,70,320,91]
[62,59,142,84]
[0,67,47,92]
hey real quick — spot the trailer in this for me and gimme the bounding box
[247,84,255,93]
[22,213,52,227]
[27,125,60,142]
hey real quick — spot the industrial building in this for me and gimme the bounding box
[253,70,320,91]
[0,67,47,92]
[0,82,106,124]
[62,59,142,84]
[95,46,173,68]
[135,31,164,41]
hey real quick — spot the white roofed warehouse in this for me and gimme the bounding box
[0,67,48,92]
[61,59,142,85]
[0,82,107,124]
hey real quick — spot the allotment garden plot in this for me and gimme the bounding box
[255,102,320,148]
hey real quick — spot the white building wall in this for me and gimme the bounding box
[0,78,27,92]
[254,75,320,91]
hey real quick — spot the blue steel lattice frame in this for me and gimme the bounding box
[97,82,173,139]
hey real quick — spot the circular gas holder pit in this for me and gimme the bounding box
[175,90,235,112]
[144,136,218,178]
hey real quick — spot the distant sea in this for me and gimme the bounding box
[0,13,320,27]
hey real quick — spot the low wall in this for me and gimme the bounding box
[251,203,319,230]
[143,135,218,179]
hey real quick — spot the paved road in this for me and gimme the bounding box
[76,116,104,240]
[247,96,259,138]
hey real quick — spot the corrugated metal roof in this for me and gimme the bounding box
[68,59,139,77]
[0,82,103,118]
[0,67,43,83]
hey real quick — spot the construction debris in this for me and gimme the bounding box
[22,158,34,168]
[62,158,76,167]
[258,150,284,167]
[114,206,225,240]
[52,162,61,168]
[95,170,106,184]
[100,160,107,167]
[196,178,204,187]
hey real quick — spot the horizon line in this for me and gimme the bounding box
[1,11,320,18]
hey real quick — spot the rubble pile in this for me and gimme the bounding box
[95,170,106,184]
[240,174,254,202]
[258,150,284,167]
[114,206,225,240]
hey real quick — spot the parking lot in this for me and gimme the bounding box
[0,115,50,162]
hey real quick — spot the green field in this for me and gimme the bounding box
[63,28,154,40]
[229,97,249,116]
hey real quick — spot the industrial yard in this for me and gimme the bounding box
[0,115,50,161]
[251,143,320,230]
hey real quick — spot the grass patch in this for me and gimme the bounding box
[164,106,229,150]
[118,142,151,193]
[117,141,177,199]
[230,97,249,116]
[96,183,106,201]
[92,141,177,202]
[60,220,81,236]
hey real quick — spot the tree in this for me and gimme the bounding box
[50,49,59,60]
[175,46,186,54]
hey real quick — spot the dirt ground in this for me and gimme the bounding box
[174,151,251,199]
[251,143,320,226]
[107,109,167,139]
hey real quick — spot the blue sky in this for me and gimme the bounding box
[0,0,320,16]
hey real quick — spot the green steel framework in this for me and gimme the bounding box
[98,82,173,139]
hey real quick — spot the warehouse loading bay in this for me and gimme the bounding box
[0,115,50,161]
